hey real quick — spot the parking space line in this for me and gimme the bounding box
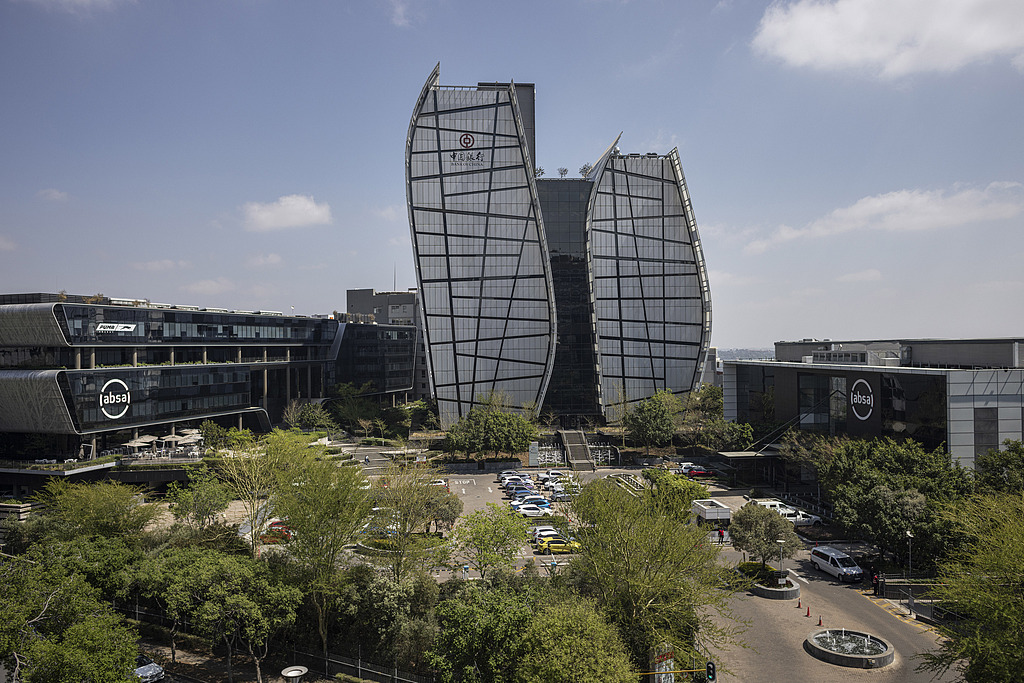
[788,569,808,584]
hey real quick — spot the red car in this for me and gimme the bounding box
[686,467,715,478]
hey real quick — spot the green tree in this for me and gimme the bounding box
[425,490,464,534]
[0,552,137,683]
[641,468,710,521]
[515,596,636,683]
[975,440,1024,495]
[727,503,801,568]
[200,419,229,451]
[273,449,374,666]
[622,390,680,455]
[446,405,538,458]
[449,503,530,579]
[298,402,338,431]
[33,479,158,541]
[427,583,536,683]
[148,548,300,683]
[217,432,288,558]
[919,493,1024,683]
[373,462,452,581]
[166,464,231,533]
[569,479,742,667]
[779,433,973,569]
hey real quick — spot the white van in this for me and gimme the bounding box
[810,546,864,582]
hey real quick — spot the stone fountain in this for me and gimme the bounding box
[804,628,894,668]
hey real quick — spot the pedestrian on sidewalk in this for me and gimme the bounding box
[718,527,725,545]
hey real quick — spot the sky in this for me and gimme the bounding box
[1,0,1022,349]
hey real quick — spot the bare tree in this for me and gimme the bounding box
[557,167,569,178]
[579,162,593,178]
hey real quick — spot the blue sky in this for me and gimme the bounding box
[1,0,1022,348]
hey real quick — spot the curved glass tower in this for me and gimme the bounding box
[406,65,557,428]
[406,66,711,428]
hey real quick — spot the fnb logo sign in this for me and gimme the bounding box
[849,379,874,421]
[98,378,131,419]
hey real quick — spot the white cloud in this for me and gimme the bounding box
[242,194,332,232]
[37,188,69,202]
[836,268,883,283]
[745,182,1024,253]
[752,0,1024,78]
[132,259,189,272]
[387,0,410,27]
[183,277,235,296]
[247,253,282,267]
[0,236,15,251]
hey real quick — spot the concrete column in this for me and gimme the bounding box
[237,347,242,364]
[170,348,175,365]
[202,346,207,363]
[263,368,268,408]
[75,349,81,369]
[89,348,95,369]
[132,349,138,367]
[286,367,291,403]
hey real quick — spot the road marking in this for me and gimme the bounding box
[788,569,809,584]
[487,487,493,493]
[451,479,475,485]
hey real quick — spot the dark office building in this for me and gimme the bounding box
[333,322,417,399]
[725,338,1024,468]
[0,294,339,463]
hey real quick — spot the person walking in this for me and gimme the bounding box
[718,527,725,545]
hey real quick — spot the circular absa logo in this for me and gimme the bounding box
[99,378,131,419]
[849,379,874,421]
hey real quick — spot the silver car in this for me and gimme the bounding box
[134,655,165,682]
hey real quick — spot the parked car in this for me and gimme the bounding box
[510,494,549,508]
[511,497,550,511]
[429,478,450,492]
[537,469,566,483]
[810,546,864,582]
[550,491,574,502]
[779,505,822,527]
[529,526,561,545]
[517,504,548,518]
[134,654,166,682]
[686,466,715,478]
[535,535,582,554]
[259,525,293,544]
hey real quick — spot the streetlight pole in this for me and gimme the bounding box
[906,530,913,580]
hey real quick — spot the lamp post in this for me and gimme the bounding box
[906,530,914,580]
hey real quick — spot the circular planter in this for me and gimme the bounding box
[751,581,801,600]
[804,629,894,668]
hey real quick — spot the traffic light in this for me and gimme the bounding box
[706,661,716,682]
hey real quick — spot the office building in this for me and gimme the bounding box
[405,65,712,427]
[0,293,339,465]
[724,338,1024,468]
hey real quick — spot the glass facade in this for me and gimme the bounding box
[537,179,601,419]
[406,67,712,427]
[406,66,557,427]
[64,366,252,433]
[589,151,712,411]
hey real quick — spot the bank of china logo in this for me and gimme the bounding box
[459,133,475,148]
[99,378,130,419]
[849,379,873,421]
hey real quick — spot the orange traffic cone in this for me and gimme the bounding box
[806,607,811,617]
[798,599,801,608]
[818,616,823,626]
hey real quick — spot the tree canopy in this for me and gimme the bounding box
[919,492,1024,683]
[446,404,537,457]
[727,503,801,568]
[448,503,530,579]
[622,390,681,455]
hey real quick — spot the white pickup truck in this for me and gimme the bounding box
[753,498,822,527]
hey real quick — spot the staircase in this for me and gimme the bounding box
[558,430,595,471]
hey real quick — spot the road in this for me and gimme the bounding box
[440,468,956,682]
